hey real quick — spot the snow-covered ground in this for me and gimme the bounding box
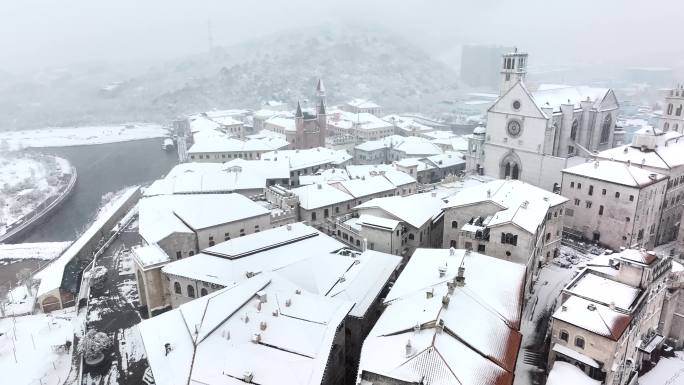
[0,123,169,150]
[639,352,684,385]
[0,308,75,385]
[0,153,72,235]
[0,242,70,261]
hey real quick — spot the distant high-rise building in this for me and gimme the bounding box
[460,44,514,89]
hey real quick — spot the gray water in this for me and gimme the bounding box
[18,138,178,243]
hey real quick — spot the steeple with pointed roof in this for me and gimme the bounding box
[295,101,303,118]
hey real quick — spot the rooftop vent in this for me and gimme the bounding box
[257,291,267,303]
[243,371,254,383]
[561,305,567,312]
[486,189,491,198]
[609,302,616,310]
[438,265,447,278]
[252,333,261,343]
[244,313,250,323]
[286,224,292,231]
[426,288,434,299]
[285,298,292,307]
[317,183,322,190]
[272,309,279,317]
[442,295,450,307]
[260,321,267,331]
[520,200,529,209]
[431,191,437,197]
[587,303,597,311]
[295,289,302,295]
[455,265,466,287]
[414,322,421,333]
[221,330,230,340]
[405,339,414,357]
[449,247,456,256]
[164,343,172,356]
[594,161,599,168]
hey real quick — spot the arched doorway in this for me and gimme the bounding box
[499,151,522,180]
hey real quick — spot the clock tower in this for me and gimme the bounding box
[499,49,528,96]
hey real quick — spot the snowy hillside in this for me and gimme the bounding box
[0,27,460,130]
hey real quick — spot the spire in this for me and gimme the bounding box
[316,78,325,95]
[295,101,303,118]
[318,99,326,115]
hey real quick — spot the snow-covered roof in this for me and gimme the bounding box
[298,168,349,186]
[144,160,289,196]
[553,295,631,341]
[563,160,667,188]
[139,194,269,243]
[132,244,171,269]
[36,187,140,298]
[189,116,222,134]
[344,165,416,187]
[345,99,380,109]
[211,116,243,126]
[383,114,432,133]
[425,152,465,169]
[443,179,568,234]
[357,214,401,230]
[355,192,444,229]
[532,84,612,112]
[355,135,404,152]
[139,274,353,385]
[331,176,396,198]
[547,361,601,385]
[188,136,288,154]
[597,130,684,171]
[264,115,296,132]
[564,270,642,312]
[328,110,392,131]
[358,248,525,385]
[355,135,442,156]
[290,183,354,210]
[261,147,352,169]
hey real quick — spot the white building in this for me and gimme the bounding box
[187,136,288,162]
[260,147,352,186]
[341,98,381,115]
[442,179,568,295]
[658,84,684,133]
[596,126,684,244]
[354,135,443,165]
[561,159,668,250]
[327,109,394,142]
[340,192,445,257]
[383,114,434,137]
[481,50,620,191]
[356,248,525,385]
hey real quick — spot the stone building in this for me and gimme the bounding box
[548,248,672,384]
[561,159,668,250]
[481,49,620,191]
[442,179,568,296]
[597,126,684,244]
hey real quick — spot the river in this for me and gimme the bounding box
[18,138,178,243]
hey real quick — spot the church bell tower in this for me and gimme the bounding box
[499,48,528,96]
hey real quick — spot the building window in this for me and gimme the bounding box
[574,198,580,206]
[200,288,208,297]
[187,285,195,298]
[585,201,592,208]
[588,185,593,195]
[599,205,604,215]
[369,242,374,250]
[637,229,644,240]
[451,221,458,228]
[570,120,578,140]
[546,233,551,241]
[668,103,674,115]
[560,330,569,342]
[408,233,415,240]
[577,183,582,189]
[464,241,473,250]
[602,189,606,195]
[570,182,575,188]
[208,236,215,247]
[600,115,612,144]
[629,195,634,201]
[335,207,340,214]
[189,250,195,256]
[174,282,181,294]
[575,336,585,349]
[501,233,518,245]
[450,240,457,247]
[678,104,683,116]
[324,208,329,218]
[311,212,317,221]
[568,146,575,155]
[626,217,630,222]
[565,208,574,216]
[176,251,182,260]
[477,244,486,253]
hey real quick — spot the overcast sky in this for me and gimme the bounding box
[0,0,681,73]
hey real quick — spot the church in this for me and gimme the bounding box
[475,49,621,191]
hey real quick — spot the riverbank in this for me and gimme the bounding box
[0,153,76,243]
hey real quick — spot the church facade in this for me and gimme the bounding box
[290,79,328,149]
[481,50,620,191]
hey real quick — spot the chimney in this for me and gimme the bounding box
[587,303,597,311]
[317,183,322,190]
[413,322,421,333]
[455,265,466,287]
[442,295,450,308]
[609,302,616,310]
[252,333,262,343]
[438,265,447,278]
[486,189,491,198]
[295,289,302,295]
[260,321,267,331]
[243,371,254,383]
[405,339,413,357]
[431,191,437,197]
[164,343,172,356]
[285,298,292,307]
[257,291,267,303]
[286,224,292,231]
[426,288,434,299]
[272,309,279,317]
[244,313,250,323]
[561,305,567,312]
[520,200,529,209]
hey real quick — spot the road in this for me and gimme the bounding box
[81,217,148,385]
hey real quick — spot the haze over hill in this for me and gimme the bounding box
[0,27,460,130]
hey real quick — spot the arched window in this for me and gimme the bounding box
[504,163,511,178]
[187,285,195,298]
[512,164,520,180]
[668,104,674,115]
[200,288,208,297]
[174,282,181,294]
[600,115,612,144]
[408,233,415,240]
[570,119,578,140]
[575,336,585,349]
